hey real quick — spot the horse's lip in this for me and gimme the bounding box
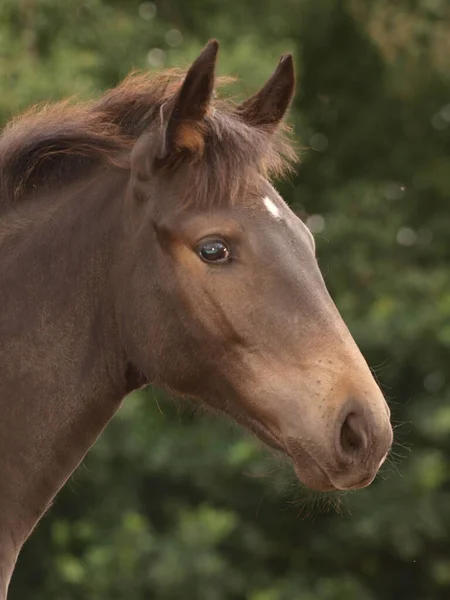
[291,452,337,491]
[245,417,338,491]
[287,440,383,491]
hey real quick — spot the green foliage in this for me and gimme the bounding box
[3,0,450,598]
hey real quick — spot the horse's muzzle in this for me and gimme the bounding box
[286,397,393,491]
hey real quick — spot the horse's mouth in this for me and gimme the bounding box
[244,416,338,491]
[289,444,337,491]
[244,414,385,491]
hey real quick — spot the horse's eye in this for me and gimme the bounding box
[197,239,231,264]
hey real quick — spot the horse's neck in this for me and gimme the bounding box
[0,172,131,596]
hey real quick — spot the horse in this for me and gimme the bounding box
[0,40,393,597]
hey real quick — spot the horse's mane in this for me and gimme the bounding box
[0,69,297,210]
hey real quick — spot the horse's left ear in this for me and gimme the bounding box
[236,53,295,129]
[158,39,218,160]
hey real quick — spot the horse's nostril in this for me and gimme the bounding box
[339,412,368,457]
[328,400,392,488]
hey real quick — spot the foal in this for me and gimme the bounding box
[0,40,392,597]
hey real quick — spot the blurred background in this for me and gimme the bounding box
[2,0,450,598]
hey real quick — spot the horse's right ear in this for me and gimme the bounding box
[236,53,295,130]
[157,40,219,161]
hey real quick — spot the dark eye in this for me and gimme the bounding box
[197,239,231,264]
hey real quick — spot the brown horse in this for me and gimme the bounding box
[0,40,392,597]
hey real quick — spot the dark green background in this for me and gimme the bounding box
[2,1,450,598]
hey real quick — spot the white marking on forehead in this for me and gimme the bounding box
[263,196,281,219]
[262,184,316,253]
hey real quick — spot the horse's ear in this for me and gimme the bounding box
[158,39,218,160]
[236,53,295,129]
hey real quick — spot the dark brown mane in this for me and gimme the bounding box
[0,69,297,211]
